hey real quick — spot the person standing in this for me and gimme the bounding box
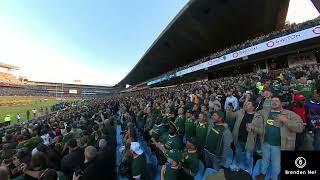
[195,113,208,157]
[61,139,84,179]
[16,113,21,123]
[130,142,149,180]
[229,100,260,172]
[4,115,11,126]
[161,149,181,180]
[204,111,233,170]
[26,110,30,120]
[292,74,313,101]
[255,97,304,180]
[224,90,239,111]
[162,122,183,151]
[306,89,320,150]
[45,107,49,116]
[256,89,273,111]
[32,109,37,118]
[184,110,196,141]
[174,107,185,140]
[179,137,199,180]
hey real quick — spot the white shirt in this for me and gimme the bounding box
[224,96,239,111]
[41,134,50,145]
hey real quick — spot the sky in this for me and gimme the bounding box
[0,0,319,86]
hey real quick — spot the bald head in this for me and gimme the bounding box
[99,139,107,149]
[84,146,97,163]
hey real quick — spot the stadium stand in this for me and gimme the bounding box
[0,72,22,85]
[146,18,320,86]
[181,18,320,69]
[0,72,113,97]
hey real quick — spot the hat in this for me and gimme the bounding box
[187,137,198,148]
[212,100,221,108]
[166,149,181,162]
[130,142,143,156]
[307,80,312,85]
[31,147,40,157]
[294,94,305,101]
[214,111,225,120]
[256,82,261,87]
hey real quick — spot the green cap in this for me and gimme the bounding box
[187,136,198,148]
[166,149,181,163]
[214,111,225,120]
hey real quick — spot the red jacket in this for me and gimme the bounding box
[293,106,307,124]
[293,94,307,124]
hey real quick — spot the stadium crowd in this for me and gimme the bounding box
[148,17,320,81]
[0,87,50,97]
[0,63,319,180]
[115,64,320,180]
[186,18,320,69]
[0,100,117,180]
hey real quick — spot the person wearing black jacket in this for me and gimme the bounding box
[61,139,84,179]
[96,139,116,179]
[255,89,272,111]
[72,145,115,180]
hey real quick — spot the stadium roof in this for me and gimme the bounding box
[0,62,20,70]
[311,0,320,13]
[118,0,290,86]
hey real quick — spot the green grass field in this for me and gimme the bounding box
[0,97,77,124]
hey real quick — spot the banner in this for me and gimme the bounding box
[287,51,317,68]
[148,25,320,85]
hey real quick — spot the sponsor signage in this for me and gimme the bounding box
[148,25,320,86]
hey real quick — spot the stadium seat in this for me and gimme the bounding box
[202,168,217,180]
[195,160,204,180]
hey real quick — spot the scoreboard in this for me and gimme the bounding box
[69,89,78,94]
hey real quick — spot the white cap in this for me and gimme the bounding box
[31,148,39,156]
[130,142,143,156]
